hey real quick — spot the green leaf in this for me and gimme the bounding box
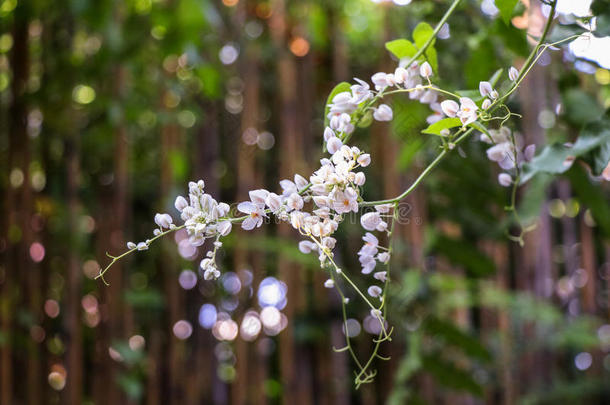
[422,118,461,136]
[412,23,438,71]
[563,89,604,126]
[412,22,435,49]
[385,39,418,59]
[422,355,484,397]
[496,0,520,24]
[428,234,496,277]
[567,165,610,237]
[424,317,491,362]
[324,82,351,127]
[520,115,610,183]
[488,68,504,88]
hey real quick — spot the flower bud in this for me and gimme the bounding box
[440,100,459,117]
[419,61,433,78]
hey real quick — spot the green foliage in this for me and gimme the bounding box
[495,0,520,24]
[385,39,418,59]
[428,233,496,277]
[422,117,461,136]
[521,114,610,183]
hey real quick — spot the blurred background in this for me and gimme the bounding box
[1,0,610,404]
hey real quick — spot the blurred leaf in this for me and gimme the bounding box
[567,165,610,237]
[563,89,603,126]
[323,82,351,127]
[117,373,143,400]
[422,117,461,136]
[422,355,483,397]
[521,115,610,183]
[429,234,495,277]
[424,317,491,362]
[496,0,520,25]
[124,289,165,309]
[385,39,418,59]
[549,23,588,44]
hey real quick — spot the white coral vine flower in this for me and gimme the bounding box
[286,193,304,211]
[479,81,493,98]
[127,242,136,249]
[457,97,478,126]
[237,202,266,230]
[361,212,382,231]
[249,189,269,206]
[419,61,433,78]
[374,271,387,282]
[394,67,409,84]
[367,285,383,298]
[509,66,519,81]
[137,242,148,251]
[377,252,390,263]
[174,196,188,212]
[154,213,173,229]
[371,72,389,90]
[332,188,358,214]
[357,153,371,167]
[265,192,282,212]
[373,104,393,121]
[327,136,343,154]
[354,172,366,186]
[324,279,334,289]
[440,100,459,117]
[217,220,232,236]
[498,173,512,187]
[351,78,372,104]
[481,98,492,110]
[298,240,317,254]
[375,204,393,213]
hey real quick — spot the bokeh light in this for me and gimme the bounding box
[29,242,45,263]
[173,320,193,340]
[199,304,218,329]
[257,277,287,309]
[178,269,198,290]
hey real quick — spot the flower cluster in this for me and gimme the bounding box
[480,126,535,187]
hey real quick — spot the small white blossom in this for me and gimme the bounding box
[457,97,478,126]
[361,212,382,231]
[327,136,343,154]
[174,196,188,212]
[419,61,433,78]
[217,221,232,236]
[127,242,136,249]
[440,100,459,117]
[498,173,512,187]
[137,242,148,251]
[357,153,371,167]
[374,271,387,282]
[479,81,493,98]
[481,98,492,110]
[509,66,519,81]
[237,202,266,230]
[154,213,173,229]
[373,104,393,121]
[368,285,383,298]
[324,279,335,289]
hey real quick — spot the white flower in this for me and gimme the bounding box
[498,173,512,187]
[374,204,392,213]
[419,90,437,104]
[280,179,297,196]
[217,220,232,236]
[457,97,478,126]
[419,61,433,78]
[137,242,148,251]
[360,255,376,274]
[377,252,390,263]
[374,271,387,282]
[361,212,382,231]
[332,188,358,214]
[524,144,536,161]
[481,98,492,110]
[153,229,162,236]
[351,78,372,104]
[174,196,188,212]
[371,72,389,90]
[249,189,269,206]
[367,285,383,298]
[203,267,220,280]
[354,172,366,186]
[154,213,173,229]
[265,192,283,212]
[440,100,459,117]
[216,202,230,217]
[509,66,519,81]
[286,193,304,211]
[294,174,308,190]
[479,81,493,98]
[486,142,512,162]
[324,279,335,289]
[237,202,266,230]
[394,67,409,84]
[373,104,393,121]
[127,242,136,249]
[298,240,317,254]
[327,136,343,154]
[324,127,335,141]
[357,153,371,167]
